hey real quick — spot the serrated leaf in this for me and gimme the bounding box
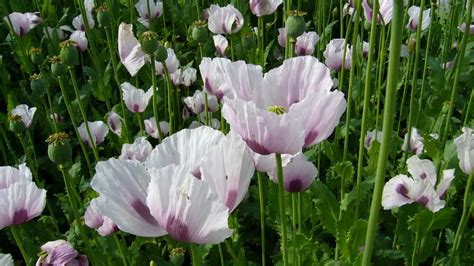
[312,180,339,236]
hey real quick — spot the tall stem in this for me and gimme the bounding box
[190,244,201,266]
[362,0,403,264]
[150,56,164,142]
[276,154,288,266]
[452,172,474,255]
[163,67,174,135]
[257,172,267,266]
[10,226,30,265]
[258,16,265,67]
[68,67,100,161]
[113,235,129,266]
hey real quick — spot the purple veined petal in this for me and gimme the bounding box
[91,158,166,237]
[407,6,431,31]
[77,121,109,147]
[250,152,294,173]
[295,31,320,56]
[454,127,474,175]
[0,163,32,190]
[183,90,219,114]
[402,127,424,155]
[119,137,153,163]
[147,164,232,244]
[201,131,255,212]
[362,0,394,25]
[170,69,182,86]
[181,67,197,87]
[24,12,42,29]
[135,0,163,19]
[11,104,37,128]
[262,56,333,108]
[364,129,383,150]
[4,12,31,36]
[222,60,263,102]
[145,126,225,173]
[222,98,305,155]
[323,39,352,71]
[0,253,13,266]
[106,111,123,136]
[144,118,169,138]
[249,0,283,17]
[38,240,79,265]
[287,90,347,147]
[277,28,286,48]
[96,217,119,237]
[69,30,88,52]
[436,169,455,199]
[268,152,317,192]
[0,181,46,229]
[406,155,437,185]
[207,4,244,34]
[164,48,180,74]
[409,179,445,212]
[199,57,233,99]
[85,197,118,236]
[118,23,148,77]
[72,12,94,31]
[213,34,228,56]
[121,82,153,113]
[381,174,416,210]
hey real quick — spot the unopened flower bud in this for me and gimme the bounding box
[30,73,46,96]
[285,10,306,39]
[50,56,67,76]
[140,31,159,55]
[46,132,72,166]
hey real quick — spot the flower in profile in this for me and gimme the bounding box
[267,152,317,192]
[11,104,37,128]
[323,38,352,71]
[407,6,431,31]
[213,34,228,56]
[458,23,474,35]
[135,0,163,20]
[295,31,320,55]
[382,155,454,212]
[0,164,46,229]
[207,4,244,35]
[249,0,283,17]
[107,111,122,136]
[118,23,147,76]
[91,158,167,237]
[181,67,197,87]
[222,56,346,155]
[170,69,182,86]
[69,30,88,51]
[277,28,286,47]
[4,12,42,36]
[119,137,153,162]
[0,254,13,266]
[199,57,233,99]
[147,163,232,243]
[77,121,109,148]
[84,198,119,236]
[365,129,383,150]
[72,12,95,31]
[454,127,474,175]
[183,90,219,115]
[154,48,180,75]
[121,82,153,113]
[144,118,169,138]
[36,240,88,266]
[402,127,424,155]
[362,0,394,25]
[201,131,255,212]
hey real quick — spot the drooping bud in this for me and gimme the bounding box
[140,31,159,55]
[30,73,46,96]
[59,40,79,66]
[46,132,72,166]
[285,10,306,40]
[191,20,208,44]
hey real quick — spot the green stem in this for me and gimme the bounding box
[374,25,387,131]
[11,226,30,265]
[150,55,164,142]
[190,244,201,266]
[362,0,403,264]
[163,67,174,135]
[276,154,288,266]
[68,67,100,161]
[218,243,225,266]
[464,90,473,126]
[452,172,474,255]
[396,54,413,136]
[257,172,267,266]
[442,0,473,144]
[57,76,94,177]
[258,16,265,67]
[411,225,420,266]
[204,92,210,126]
[113,235,128,266]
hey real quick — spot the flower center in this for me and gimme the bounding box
[267,105,287,115]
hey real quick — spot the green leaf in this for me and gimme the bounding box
[312,180,339,236]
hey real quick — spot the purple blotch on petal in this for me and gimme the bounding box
[132,199,159,225]
[417,196,429,207]
[396,184,409,198]
[304,131,319,147]
[166,215,190,242]
[244,139,271,155]
[287,179,303,192]
[225,190,238,211]
[12,209,29,225]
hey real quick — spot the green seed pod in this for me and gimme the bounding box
[140,31,159,55]
[154,45,168,62]
[51,62,67,76]
[192,26,208,44]
[285,11,306,39]
[407,38,416,53]
[30,78,46,96]
[170,247,185,266]
[97,7,113,27]
[9,116,26,134]
[30,47,44,65]
[46,132,72,166]
[60,41,79,66]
